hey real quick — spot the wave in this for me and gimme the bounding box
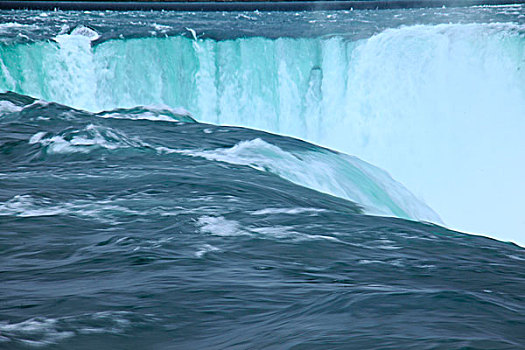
[178,138,440,222]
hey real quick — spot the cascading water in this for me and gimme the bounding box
[2,18,523,243]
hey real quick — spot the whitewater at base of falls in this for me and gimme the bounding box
[1,16,524,244]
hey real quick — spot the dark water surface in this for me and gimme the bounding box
[1,92,524,349]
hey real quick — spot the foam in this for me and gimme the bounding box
[28,125,145,154]
[0,311,136,347]
[251,207,328,216]
[197,216,248,237]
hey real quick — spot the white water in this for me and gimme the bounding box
[1,23,524,244]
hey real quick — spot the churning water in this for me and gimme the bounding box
[1,5,524,349]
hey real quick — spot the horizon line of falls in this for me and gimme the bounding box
[1,22,524,244]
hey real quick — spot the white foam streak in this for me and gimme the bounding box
[196,215,342,242]
[0,311,137,347]
[195,244,220,258]
[0,195,66,217]
[97,105,193,122]
[28,125,145,154]
[251,207,328,216]
[0,195,142,223]
[197,216,248,236]
[28,131,47,144]
[0,100,22,114]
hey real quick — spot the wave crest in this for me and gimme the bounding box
[180,138,441,223]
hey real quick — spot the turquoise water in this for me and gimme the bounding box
[1,6,525,348]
